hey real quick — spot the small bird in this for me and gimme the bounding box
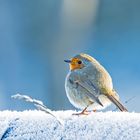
[64,53,128,115]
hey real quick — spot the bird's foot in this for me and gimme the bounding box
[72,111,90,115]
[72,107,90,115]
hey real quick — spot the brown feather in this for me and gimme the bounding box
[106,94,128,112]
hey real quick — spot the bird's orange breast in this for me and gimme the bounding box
[69,58,84,71]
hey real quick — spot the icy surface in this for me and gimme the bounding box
[0,110,140,140]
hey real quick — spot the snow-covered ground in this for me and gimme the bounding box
[0,110,140,140]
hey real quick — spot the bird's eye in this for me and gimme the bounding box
[78,60,82,64]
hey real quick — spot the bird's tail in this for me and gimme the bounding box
[106,94,128,112]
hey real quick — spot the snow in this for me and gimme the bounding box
[0,110,140,140]
[11,94,63,125]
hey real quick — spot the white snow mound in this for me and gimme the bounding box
[0,110,140,140]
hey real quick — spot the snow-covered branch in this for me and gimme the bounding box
[11,94,63,125]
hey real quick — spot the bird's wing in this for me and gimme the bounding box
[74,79,103,107]
[106,94,128,112]
[74,79,128,112]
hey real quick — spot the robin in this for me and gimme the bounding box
[64,53,128,115]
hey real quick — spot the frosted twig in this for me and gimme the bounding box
[124,96,136,104]
[11,94,63,125]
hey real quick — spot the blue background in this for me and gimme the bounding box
[0,0,139,112]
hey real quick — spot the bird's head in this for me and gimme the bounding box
[64,53,94,71]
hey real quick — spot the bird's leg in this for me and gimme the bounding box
[72,107,90,115]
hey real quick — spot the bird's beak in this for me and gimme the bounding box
[64,60,71,63]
